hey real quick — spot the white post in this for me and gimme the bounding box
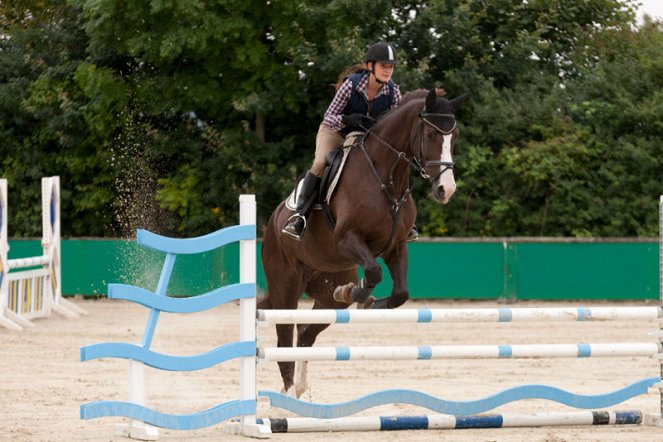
[0,179,22,330]
[648,196,663,427]
[42,177,85,318]
[237,194,269,438]
[658,195,663,424]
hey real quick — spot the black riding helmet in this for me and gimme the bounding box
[364,42,398,85]
[364,42,398,65]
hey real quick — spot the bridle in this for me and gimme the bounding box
[414,111,457,182]
[357,108,457,198]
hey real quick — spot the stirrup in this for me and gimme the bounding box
[407,226,419,242]
[282,214,307,239]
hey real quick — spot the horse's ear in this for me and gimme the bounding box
[425,88,436,111]
[450,92,469,112]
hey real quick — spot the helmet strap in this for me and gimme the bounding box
[369,63,387,85]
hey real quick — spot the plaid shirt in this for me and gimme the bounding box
[322,72,402,131]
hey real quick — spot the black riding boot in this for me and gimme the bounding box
[407,225,419,241]
[282,172,321,239]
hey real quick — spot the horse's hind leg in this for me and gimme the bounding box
[292,275,353,397]
[275,323,296,395]
[261,207,310,396]
[271,284,305,396]
[293,321,330,398]
[257,295,272,310]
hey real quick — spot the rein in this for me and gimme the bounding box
[354,109,456,255]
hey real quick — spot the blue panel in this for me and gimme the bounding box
[614,410,643,425]
[577,308,590,321]
[80,341,256,371]
[498,345,512,358]
[417,309,432,323]
[137,225,255,254]
[108,283,256,313]
[577,344,592,357]
[455,414,503,429]
[259,377,658,419]
[80,399,255,430]
[417,346,432,360]
[380,416,429,430]
[336,347,351,361]
[335,310,350,323]
[498,308,512,322]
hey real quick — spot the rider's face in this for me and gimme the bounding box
[371,62,395,83]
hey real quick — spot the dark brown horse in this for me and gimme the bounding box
[259,88,467,396]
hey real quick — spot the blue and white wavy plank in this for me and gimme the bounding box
[80,399,255,430]
[137,225,255,254]
[81,341,256,371]
[108,283,255,313]
[259,377,658,419]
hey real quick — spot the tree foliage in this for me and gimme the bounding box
[0,0,661,238]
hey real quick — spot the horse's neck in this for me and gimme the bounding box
[363,129,412,190]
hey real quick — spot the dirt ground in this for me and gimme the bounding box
[2,298,663,441]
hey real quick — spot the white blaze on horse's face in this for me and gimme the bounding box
[437,134,456,204]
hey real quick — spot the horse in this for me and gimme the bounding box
[259,88,468,397]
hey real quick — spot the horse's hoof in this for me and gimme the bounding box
[282,385,297,397]
[357,296,376,309]
[295,383,309,398]
[333,283,355,303]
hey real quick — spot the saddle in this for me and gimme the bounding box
[285,132,365,227]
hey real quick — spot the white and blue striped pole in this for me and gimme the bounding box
[257,410,643,433]
[258,306,662,325]
[258,342,662,362]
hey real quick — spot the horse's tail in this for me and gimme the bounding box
[258,201,290,311]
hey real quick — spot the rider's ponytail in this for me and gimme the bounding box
[333,63,368,90]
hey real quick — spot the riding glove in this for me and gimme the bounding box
[341,114,375,129]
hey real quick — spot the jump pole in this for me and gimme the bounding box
[258,306,662,324]
[256,410,645,433]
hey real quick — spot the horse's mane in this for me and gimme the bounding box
[377,87,447,129]
[399,89,429,106]
[399,87,447,106]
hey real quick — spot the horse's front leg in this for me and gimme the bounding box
[332,231,382,304]
[368,239,409,309]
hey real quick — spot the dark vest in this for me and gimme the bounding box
[340,71,395,136]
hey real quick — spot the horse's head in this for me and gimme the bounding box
[415,89,468,204]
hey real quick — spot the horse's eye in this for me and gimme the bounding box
[426,132,436,140]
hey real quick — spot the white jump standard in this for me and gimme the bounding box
[0,176,85,331]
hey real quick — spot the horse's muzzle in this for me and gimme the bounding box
[433,179,456,204]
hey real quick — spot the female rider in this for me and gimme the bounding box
[282,42,418,241]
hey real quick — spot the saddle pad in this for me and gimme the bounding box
[285,132,361,211]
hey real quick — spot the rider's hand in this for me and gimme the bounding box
[341,113,375,129]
